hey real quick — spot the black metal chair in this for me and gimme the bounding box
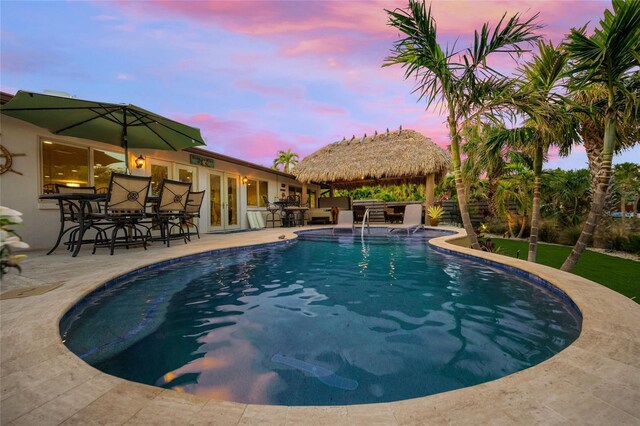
[262,195,281,228]
[182,190,205,239]
[91,173,151,255]
[148,179,192,247]
[47,184,98,255]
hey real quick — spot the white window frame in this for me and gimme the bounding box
[39,137,126,194]
[246,178,269,207]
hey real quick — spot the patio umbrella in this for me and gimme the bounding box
[0,90,206,172]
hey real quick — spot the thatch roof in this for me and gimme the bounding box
[294,128,451,188]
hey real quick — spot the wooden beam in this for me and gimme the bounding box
[301,182,308,206]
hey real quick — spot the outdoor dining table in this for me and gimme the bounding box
[273,198,308,227]
[39,192,106,257]
[39,193,160,257]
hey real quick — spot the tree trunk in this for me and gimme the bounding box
[517,214,527,238]
[487,175,499,217]
[582,119,603,197]
[562,97,616,272]
[449,116,480,250]
[506,213,515,238]
[528,144,543,262]
[621,194,626,221]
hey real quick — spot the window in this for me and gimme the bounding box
[247,179,269,207]
[178,168,194,184]
[289,186,302,198]
[93,149,126,192]
[307,189,317,208]
[151,164,169,195]
[42,140,89,193]
[259,181,268,207]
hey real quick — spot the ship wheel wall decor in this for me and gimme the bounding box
[0,144,26,176]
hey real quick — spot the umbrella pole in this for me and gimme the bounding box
[122,108,130,174]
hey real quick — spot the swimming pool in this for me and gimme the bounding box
[60,228,581,406]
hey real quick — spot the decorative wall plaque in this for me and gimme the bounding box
[190,154,214,168]
[0,144,25,176]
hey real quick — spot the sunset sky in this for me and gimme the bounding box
[2,0,637,170]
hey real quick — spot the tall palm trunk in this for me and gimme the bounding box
[449,116,480,250]
[561,94,616,272]
[487,175,499,217]
[528,144,543,262]
[582,119,603,195]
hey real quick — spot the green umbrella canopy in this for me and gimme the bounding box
[1,90,206,168]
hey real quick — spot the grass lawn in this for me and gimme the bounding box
[491,238,639,303]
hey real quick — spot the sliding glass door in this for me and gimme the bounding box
[208,172,240,231]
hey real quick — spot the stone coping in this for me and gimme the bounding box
[1,226,638,425]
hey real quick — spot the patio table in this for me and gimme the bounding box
[40,193,161,256]
[273,199,307,227]
[39,193,106,257]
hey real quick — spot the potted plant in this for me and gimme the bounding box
[427,205,444,226]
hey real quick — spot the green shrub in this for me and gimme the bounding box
[620,235,640,254]
[538,219,561,244]
[483,217,509,236]
[558,225,583,246]
[598,220,640,253]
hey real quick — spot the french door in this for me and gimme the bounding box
[208,172,240,231]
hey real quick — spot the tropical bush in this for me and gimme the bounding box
[557,224,583,246]
[483,217,509,236]
[0,206,29,276]
[427,205,444,225]
[594,219,640,253]
[538,219,561,244]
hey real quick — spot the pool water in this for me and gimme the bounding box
[60,229,581,406]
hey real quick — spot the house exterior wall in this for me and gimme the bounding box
[0,115,315,250]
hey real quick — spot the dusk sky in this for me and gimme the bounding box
[2,0,638,170]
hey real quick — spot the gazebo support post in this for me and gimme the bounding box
[329,184,335,197]
[425,174,435,208]
[301,182,308,206]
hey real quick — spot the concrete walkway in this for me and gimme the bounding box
[1,227,639,425]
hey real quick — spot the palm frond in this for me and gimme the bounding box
[565,0,640,87]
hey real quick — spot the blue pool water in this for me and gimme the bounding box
[60,229,581,406]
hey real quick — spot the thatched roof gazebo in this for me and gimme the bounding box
[294,128,451,206]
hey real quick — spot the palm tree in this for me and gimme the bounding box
[539,169,591,227]
[461,123,510,217]
[495,163,534,238]
[572,75,639,205]
[561,0,640,272]
[489,41,577,262]
[384,0,541,250]
[273,149,299,174]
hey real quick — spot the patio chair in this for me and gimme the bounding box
[283,194,308,226]
[333,210,355,233]
[47,184,99,255]
[388,204,423,234]
[91,173,151,255]
[148,179,192,247]
[262,195,281,228]
[182,190,205,240]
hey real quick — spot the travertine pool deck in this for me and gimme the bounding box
[1,226,639,425]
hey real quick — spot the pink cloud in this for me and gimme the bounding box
[307,102,348,116]
[233,80,305,100]
[279,35,354,57]
[172,112,318,166]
